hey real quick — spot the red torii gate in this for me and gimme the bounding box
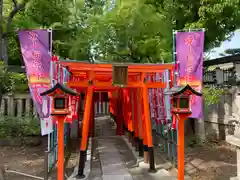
[59,61,175,179]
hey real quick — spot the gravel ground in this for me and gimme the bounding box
[0,137,237,180]
[0,137,78,180]
[185,141,237,180]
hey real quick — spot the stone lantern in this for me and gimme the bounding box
[40,83,78,180]
[165,84,202,180]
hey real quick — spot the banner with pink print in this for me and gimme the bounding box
[176,30,204,118]
[18,29,52,135]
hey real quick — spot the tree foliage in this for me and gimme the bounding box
[145,0,240,50]
[220,48,240,56]
[203,87,225,106]
[1,0,240,64]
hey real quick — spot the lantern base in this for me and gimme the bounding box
[75,174,86,179]
[148,168,157,173]
[77,150,86,179]
[139,139,144,157]
[148,147,157,173]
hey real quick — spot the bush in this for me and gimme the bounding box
[0,117,41,138]
[3,72,28,94]
[203,87,225,106]
[0,62,29,94]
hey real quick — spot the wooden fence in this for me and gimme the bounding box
[0,94,37,118]
[0,93,109,118]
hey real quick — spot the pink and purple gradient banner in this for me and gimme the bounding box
[176,30,204,119]
[18,30,51,119]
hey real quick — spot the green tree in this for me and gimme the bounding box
[70,0,172,63]
[0,0,29,65]
[2,0,240,65]
[219,48,240,56]
[1,0,74,65]
[145,0,240,50]
[70,0,240,63]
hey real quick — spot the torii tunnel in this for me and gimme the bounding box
[57,60,175,179]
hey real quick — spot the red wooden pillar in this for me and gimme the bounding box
[88,93,95,137]
[108,92,113,115]
[116,89,124,135]
[77,95,82,139]
[57,116,65,180]
[142,100,149,163]
[76,85,94,178]
[122,89,128,132]
[177,115,189,180]
[142,83,156,172]
[126,89,133,142]
[133,88,139,150]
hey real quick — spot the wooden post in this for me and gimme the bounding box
[143,114,149,163]
[131,88,136,147]
[126,89,133,143]
[178,116,186,180]
[142,84,157,173]
[44,151,49,180]
[132,88,138,150]
[76,86,93,179]
[142,94,149,163]
[89,94,95,137]
[108,92,114,119]
[7,94,14,116]
[77,95,82,140]
[57,116,65,180]
[90,97,95,137]
[116,89,124,135]
[138,88,144,157]
[122,89,127,134]
[0,165,5,180]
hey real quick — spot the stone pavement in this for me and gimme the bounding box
[98,138,134,180]
[69,116,176,180]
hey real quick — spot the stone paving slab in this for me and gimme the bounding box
[102,174,133,180]
[98,139,132,177]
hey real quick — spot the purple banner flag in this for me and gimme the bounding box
[18,30,51,120]
[176,31,204,118]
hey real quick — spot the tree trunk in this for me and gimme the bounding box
[0,0,3,61]
[2,0,28,65]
